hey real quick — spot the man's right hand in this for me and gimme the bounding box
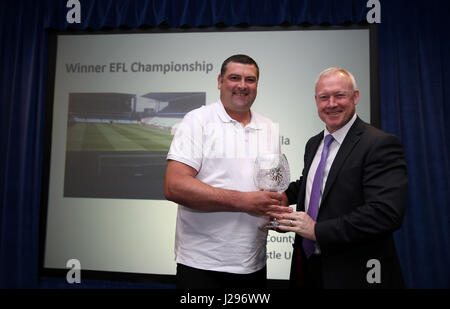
[239,191,292,217]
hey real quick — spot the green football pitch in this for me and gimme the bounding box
[66,122,173,151]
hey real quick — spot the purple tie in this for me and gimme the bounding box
[303,134,334,258]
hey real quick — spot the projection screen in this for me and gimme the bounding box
[42,26,373,281]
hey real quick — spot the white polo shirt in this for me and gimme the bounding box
[167,102,279,274]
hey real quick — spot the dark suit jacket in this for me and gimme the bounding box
[285,117,407,289]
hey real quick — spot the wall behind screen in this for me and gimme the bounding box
[44,28,371,279]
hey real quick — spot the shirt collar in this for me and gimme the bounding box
[324,113,357,145]
[216,101,261,130]
[216,101,233,123]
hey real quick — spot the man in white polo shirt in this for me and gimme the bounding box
[165,54,291,288]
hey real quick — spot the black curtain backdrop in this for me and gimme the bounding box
[1,0,449,289]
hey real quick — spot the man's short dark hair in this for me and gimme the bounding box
[220,54,259,79]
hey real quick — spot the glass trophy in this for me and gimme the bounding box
[253,153,290,229]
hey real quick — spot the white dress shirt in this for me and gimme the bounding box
[304,113,357,254]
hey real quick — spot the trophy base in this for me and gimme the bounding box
[265,219,289,230]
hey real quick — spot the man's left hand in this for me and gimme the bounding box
[268,211,316,240]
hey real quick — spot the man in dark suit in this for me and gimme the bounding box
[270,67,407,288]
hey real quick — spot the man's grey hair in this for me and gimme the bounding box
[315,67,358,91]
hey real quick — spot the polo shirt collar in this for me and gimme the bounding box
[216,101,261,130]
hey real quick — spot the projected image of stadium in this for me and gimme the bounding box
[64,92,205,199]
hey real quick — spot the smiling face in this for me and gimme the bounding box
[315,71,359,133]
[218,61,258,118]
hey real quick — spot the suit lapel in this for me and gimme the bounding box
[320,117,365,209]
[298,132,323,211]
